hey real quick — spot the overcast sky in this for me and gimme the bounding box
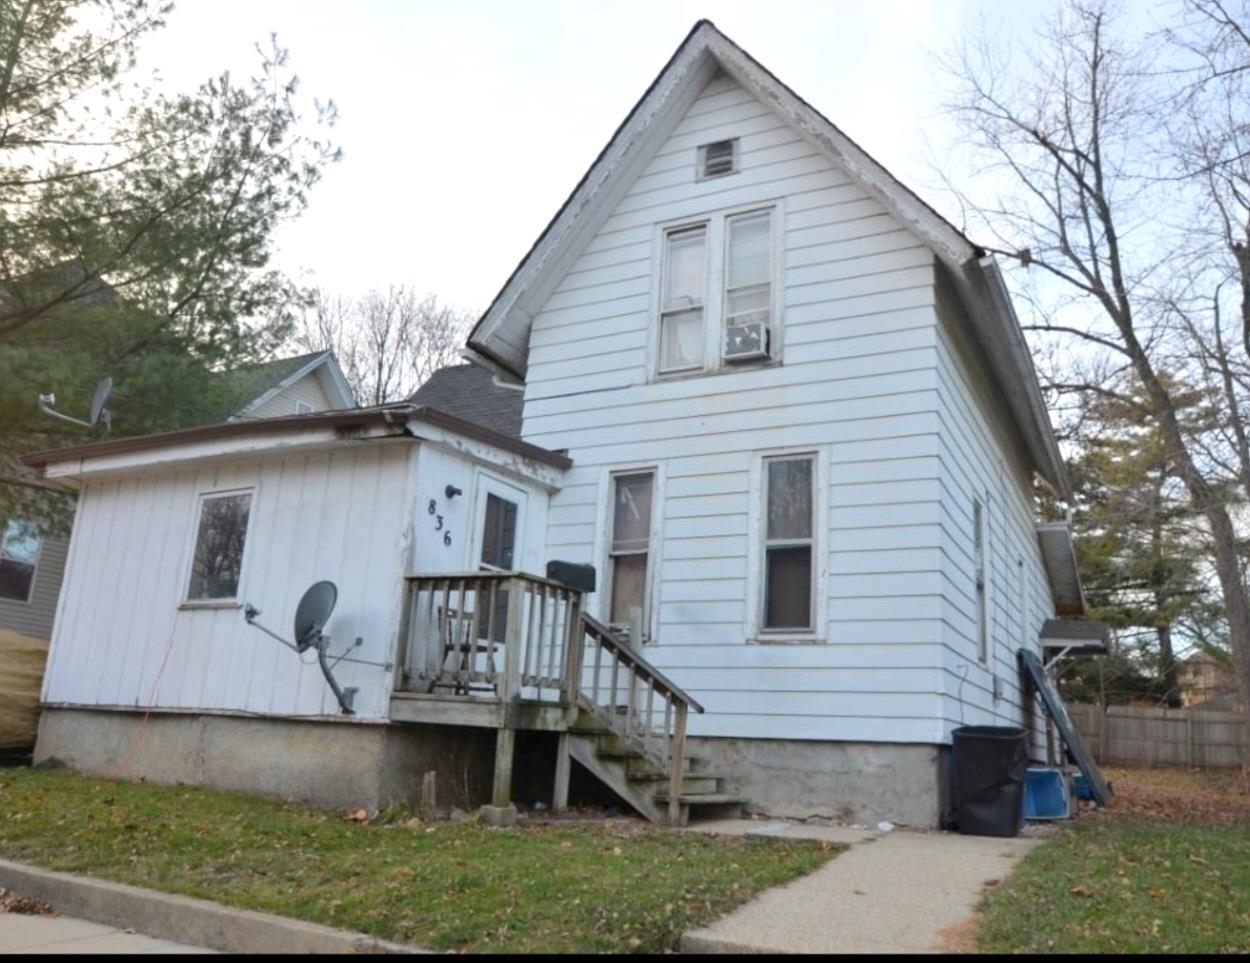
[136,0,1082,314]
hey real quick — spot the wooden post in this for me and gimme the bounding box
[1100,706,1110,764]
[420,770,437,821]
[492,727,516,808]
[553,731,571,813]
[563,593,583,706]
[501,576,525,703]
[1186,709,1195,768]
[392,580,414,691]
[668,701,688,826]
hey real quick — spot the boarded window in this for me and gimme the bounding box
[659,226,706,373]
[0,519,40,603]
[763,456,814,630]
[187,492,252,600]
[609,472,654,637]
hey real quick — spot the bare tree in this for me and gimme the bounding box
[295,286,471,405]
[937,0,1250,754]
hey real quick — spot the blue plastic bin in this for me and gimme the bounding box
[1024,767,1071,820]
[1073,772,1094,801]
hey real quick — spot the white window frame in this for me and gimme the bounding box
[0,518,42,606]
[656,222,710,376]
[468,470,528,574]
[595,462,665,646]
[182,487,256,607]
[649,199,785,381]
[746,446,827,643]
[973,497,988,663]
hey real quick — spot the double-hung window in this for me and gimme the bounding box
[659,226,707,374]
[607,471,655,641]
[762,454,815,632]
[187,490,253,602]
[655,204,779,376]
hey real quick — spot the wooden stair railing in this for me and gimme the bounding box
[576,613,704,824]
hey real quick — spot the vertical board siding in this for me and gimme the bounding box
[0,532,68,641]
[521,70,949,745]
[43,445,413,719]
[934,279,1053,752]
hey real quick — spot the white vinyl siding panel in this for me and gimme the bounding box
[248,371,335,419]
[42,445,413,719]
[522,70,947,744]
[933,278,1053,751]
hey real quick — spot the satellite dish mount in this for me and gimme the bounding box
[38,376,113,435]
[244,580,391,716]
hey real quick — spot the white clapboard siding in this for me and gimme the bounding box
[44,445,414,719]
[933,278,1052,751]
[520,70,953,745]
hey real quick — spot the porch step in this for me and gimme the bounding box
[625,770,721,795]
[653,791,745,825]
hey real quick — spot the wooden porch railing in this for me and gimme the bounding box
[397,572,583,702]
[576,613,704,824]
[395,572,705,824]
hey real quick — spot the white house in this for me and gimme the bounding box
[0,351,354,645]
[22,21,1088,828]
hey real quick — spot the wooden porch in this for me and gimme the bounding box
[388,572,740,825]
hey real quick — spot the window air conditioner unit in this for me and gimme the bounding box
[724,321,769,361]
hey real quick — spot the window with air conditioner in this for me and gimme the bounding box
[653,203,780,378]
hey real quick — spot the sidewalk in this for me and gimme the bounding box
[680,820,1041,954]
[0,912,213,954]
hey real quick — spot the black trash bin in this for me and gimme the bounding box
[952,725,1028,837]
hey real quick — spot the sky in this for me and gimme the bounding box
[134,0,1071,315]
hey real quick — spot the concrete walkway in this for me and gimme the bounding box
[0,912,214,954]
[681,820,1040,954]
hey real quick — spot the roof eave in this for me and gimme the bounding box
[1036,521,1086,617]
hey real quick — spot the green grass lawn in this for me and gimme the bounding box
[0,769,833,953]
[978,818,1250,953]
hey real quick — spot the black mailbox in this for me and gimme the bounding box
[546,560,596,593]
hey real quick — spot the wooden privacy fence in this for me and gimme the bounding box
[1069,703,1248,768]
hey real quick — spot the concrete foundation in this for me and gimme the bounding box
[34,707,494,814]
[688,736,949,828]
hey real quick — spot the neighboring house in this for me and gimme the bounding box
[0,351,354,643]
[22,22,1093,828]
[224,350,357,421]
[1179,654,1239,709]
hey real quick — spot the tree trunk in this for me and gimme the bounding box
[1157,622,1181,709]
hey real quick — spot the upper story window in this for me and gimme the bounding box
[654,203,780,378]
[0,519,40,603]
[659,225,707,375]
[187,490,253,602]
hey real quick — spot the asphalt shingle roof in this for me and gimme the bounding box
[408,364,523,439]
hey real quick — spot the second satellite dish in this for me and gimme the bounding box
[294,580,337,652]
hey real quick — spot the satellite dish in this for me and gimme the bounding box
[88,376,112,426]
[293,580,337,652]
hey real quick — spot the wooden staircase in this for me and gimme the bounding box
[566,705,741,825]
[568,615,743,825]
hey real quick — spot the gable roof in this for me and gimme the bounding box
[408,364,523,439]
[463,19,1071,499]
[227,350,356,419]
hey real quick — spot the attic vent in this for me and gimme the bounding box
[698,139,738,179]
